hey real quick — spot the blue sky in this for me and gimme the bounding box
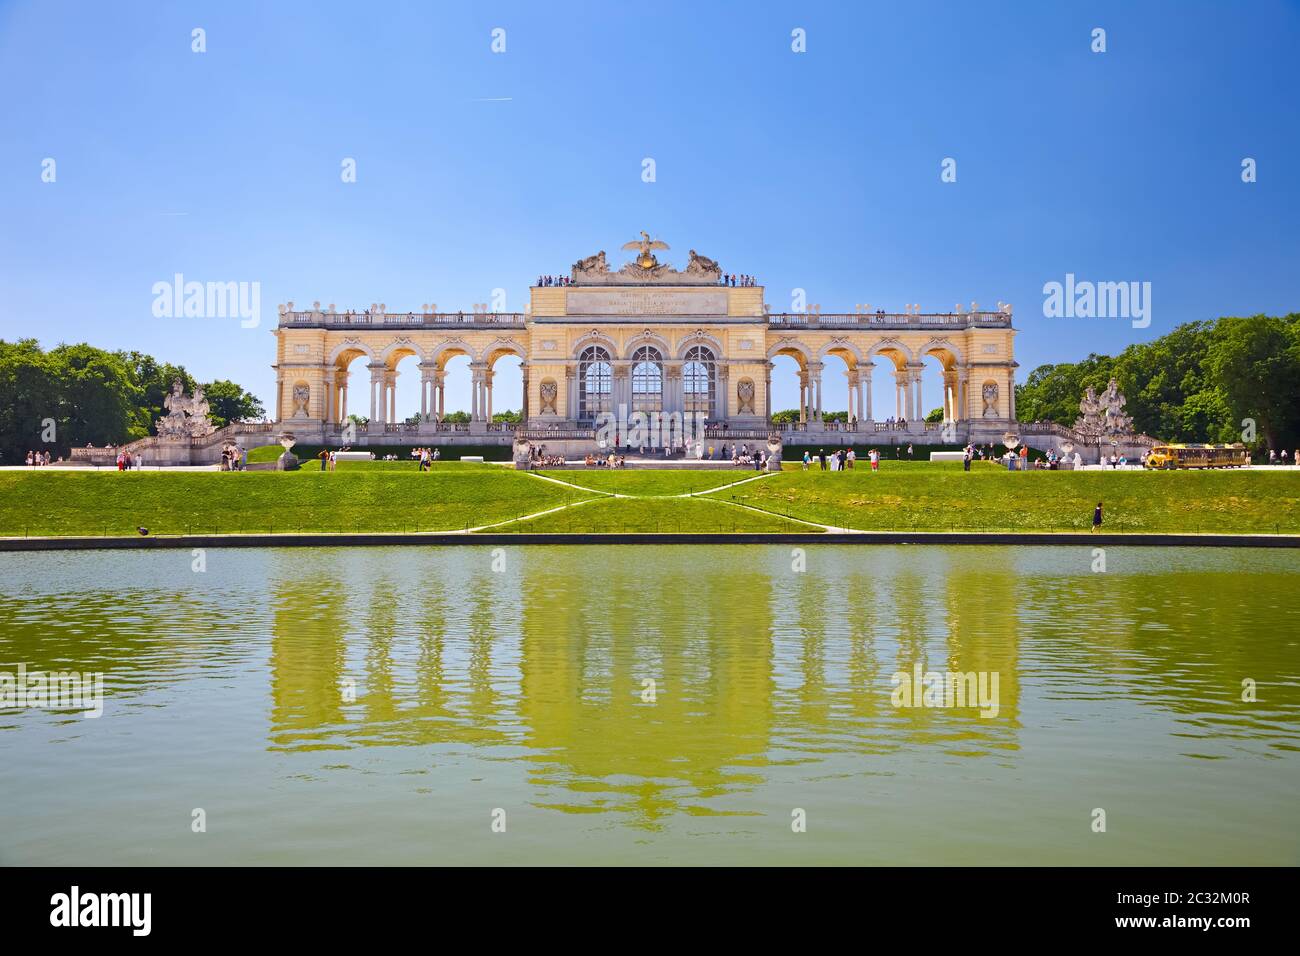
[1,0,1297,419]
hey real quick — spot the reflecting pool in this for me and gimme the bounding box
[1,545,1297,865]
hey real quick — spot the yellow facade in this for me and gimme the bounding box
[271,260,1018,443]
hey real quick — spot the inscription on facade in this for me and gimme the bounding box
[566,291,728,316]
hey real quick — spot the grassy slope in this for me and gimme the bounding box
[489,495,815,533]
[712,461,1300,533]
[535,468,762,495]
[0,467,592,536]
[4,462,1296,537]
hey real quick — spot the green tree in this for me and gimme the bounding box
[1204,315,1300,450]
[0,339,59,463]
[47,343,142,449]
[202,379,266,428]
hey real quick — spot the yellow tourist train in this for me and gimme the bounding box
[1144,443,1250,469]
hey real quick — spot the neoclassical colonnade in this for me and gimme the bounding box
[768,337,989,425]
[314,338,530,426]
[275,316,1017,430]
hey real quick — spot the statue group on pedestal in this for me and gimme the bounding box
[1075,378,1134,437]
[156,379,216,440]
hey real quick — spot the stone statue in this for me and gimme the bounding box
[570,233,729,286]
[292,383,311,417]
[621,230,670,269]
[686,249,722,280]
[1075,379,1133,437]
[1100,378,1134,435]
[156,379,216,439]
[572,251,608,279]
[1075,386,1104,435]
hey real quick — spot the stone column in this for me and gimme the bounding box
[386,371,397,424]
[664,364,682,419]
[565,366,578,422]
[942,370,958,421]
[798,371,808,424]
[716,363,730,421]
[846,370,858,423]
[340,380,348,422]
[418,363,435,421]
[435,371,445,419]
[485,369,494,421]
[894,369,908,420]
[764,361,772,421]
[860,366,872,422]
[911,367,924,422]
[368,364,386,424]
[809,362,823,422]
[612,362,631,417]
[1008,368,1017,420]
[469,364,483,421]
[324,370,335,423]
[519,363,529,421]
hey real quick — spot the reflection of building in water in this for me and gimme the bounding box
[515,548,776,829]
[266,552,521,752]
[268,565,349,748]
[263,546,1026,823]
[943,552,1021,733]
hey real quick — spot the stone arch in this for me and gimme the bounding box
[766,338,813,368]
[380,338,423,369]
[481,337,528,368]
[326,340,376,368]
[429,340,476,370]
[676,331,724,360]
[818,338,865,369]
[865,338,915,370]
[622,330,672,360]
[571,329,618,357]
[918,337,965,370]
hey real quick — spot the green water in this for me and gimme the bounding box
[1,545,1297,866]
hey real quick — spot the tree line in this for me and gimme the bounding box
[0,338,264,463]
[1015,313,1300,451]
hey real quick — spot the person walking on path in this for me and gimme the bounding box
[1092,501,1103,533]
[963,450,971,472]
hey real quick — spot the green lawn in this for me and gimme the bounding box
[535,468,764,496]
[3,463,1295,538]
[0,469,593,537]
[709,462,1300,533]
[488,495,817,534]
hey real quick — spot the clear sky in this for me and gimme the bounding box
[2,0,1297,420]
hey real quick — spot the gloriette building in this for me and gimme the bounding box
[271,235,1021,453]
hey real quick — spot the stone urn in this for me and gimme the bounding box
[513,436,532,470]
[276,432,300,472]
[766,433,783,472]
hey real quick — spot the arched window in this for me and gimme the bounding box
[578,345,612,421]
[682,345,716,419]
[630,345,663,414]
